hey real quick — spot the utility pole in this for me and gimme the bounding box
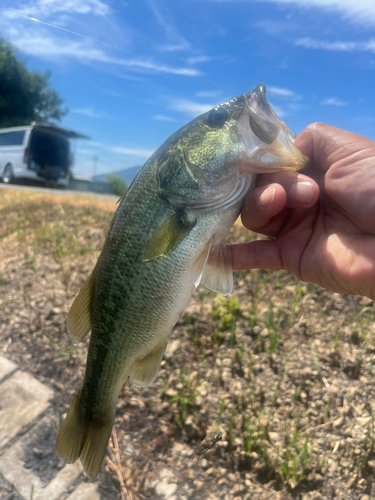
[93,155,98,178]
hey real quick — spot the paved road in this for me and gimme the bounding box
[0,182,119,202]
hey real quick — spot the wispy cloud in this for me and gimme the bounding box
[256,0,375,27]
[296,37,375,53]
[271,104,287,119]
[196,90,223,98]
[267,86,302,100]
[109,146,155,158]
[2,25,202,76]
[320,97,347,106]
[170,99,216,118]
[187,55,212,65]
[152,115,178,122]
[147,0,190,52]
[71,107,110,119]
[8,0,109,18]
[254,19,299,35]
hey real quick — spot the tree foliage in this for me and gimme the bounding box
[0,38,67,127]
[107,174,128,196]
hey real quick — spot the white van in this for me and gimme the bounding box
[0,123,89,187]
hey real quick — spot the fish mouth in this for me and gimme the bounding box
[239,83,309,172]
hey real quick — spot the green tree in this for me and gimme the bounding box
[0,38,67,127]
[107,174,128,196]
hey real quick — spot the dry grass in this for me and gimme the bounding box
[1,188,375,500]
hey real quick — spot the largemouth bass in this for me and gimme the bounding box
[56,83,308,476]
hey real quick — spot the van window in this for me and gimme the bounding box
[0,131,26,146]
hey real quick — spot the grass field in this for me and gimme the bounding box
[1,188,375,500]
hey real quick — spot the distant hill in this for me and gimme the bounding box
[93,166,142,185]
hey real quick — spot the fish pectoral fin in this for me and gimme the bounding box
[143,209,196,261]
[200,242,233,296]
[67,270,95,345]
[192,239,212,288]
[130,340,168,388]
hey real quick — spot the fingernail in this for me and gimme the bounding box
[289,182,314,204]
[259,185,276,207]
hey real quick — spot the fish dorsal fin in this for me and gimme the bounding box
[67,271,94,345]
[200,242,233,296]
[143,209,196,261]
[130,340,168,388]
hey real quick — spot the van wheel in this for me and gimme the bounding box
[2,164,13,184]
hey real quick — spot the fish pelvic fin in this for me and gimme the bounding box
[131,340,168,388]
[200,242,233,296]
[55,393,114,478]
[67,270,95,345]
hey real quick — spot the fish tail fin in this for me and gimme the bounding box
[55,393,114,477]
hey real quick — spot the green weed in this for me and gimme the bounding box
[171,370,201,424]
[41,331,74,360]
[265,300,284,359]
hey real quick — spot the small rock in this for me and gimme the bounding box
[155,480,178,498]
[231,484,246,495]
[200,458,208,469]
[252,326,262,336]
[32,447,43,458]
[144,476,158,491]
[184,415,198,439]
[164,340,180,360]
[333,416,344,428]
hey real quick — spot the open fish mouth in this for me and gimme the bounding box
[237,83,309,172]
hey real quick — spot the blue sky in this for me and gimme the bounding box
[1,0,375,177]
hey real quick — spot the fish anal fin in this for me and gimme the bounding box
[143,209,196,261]
[201,242,233,296]
[67,270,94,345]
[55,393,115,478]
[131,340,168,388]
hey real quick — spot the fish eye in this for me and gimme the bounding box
[207,107,228,128]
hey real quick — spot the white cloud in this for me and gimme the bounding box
[8,0,109,18]
[256,0,375,27]
[187,55,212,65]
[196,90,223,98]
[271,104,287,118]
[152,115,178,122]
[320,98,347,106]
[208,0,375,26]
[267,86,302,100]
[171,99,216,118]
[110,147,155,158]
[171,95,288,119]
[147,0,190,52]
[2,25,201,76]
[195,90,224,101]
[254,20,298,35]
[296,37,375,53]
[71,108,110,118]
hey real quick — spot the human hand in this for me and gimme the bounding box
[230,123,375,301]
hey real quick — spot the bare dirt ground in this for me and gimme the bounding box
[1,188,375,500]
